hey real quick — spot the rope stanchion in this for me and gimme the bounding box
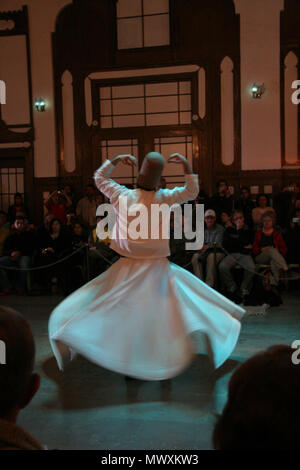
[0,245,86,272]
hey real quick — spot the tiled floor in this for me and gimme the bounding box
[2,291,300,450]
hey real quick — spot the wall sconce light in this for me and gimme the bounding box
[34,98,46,112]
[251,83,265,99]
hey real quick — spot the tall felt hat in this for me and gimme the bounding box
[136,152,165,190]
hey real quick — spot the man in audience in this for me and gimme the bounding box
[0,211,10,257]
[207,179,235,223]
[191,209,224,287]
[0,306,44,450]
[0,216,36,296]
[220,210,233,229]
[213,345,300,450]
[76,184,98,228]
[7,193,29,224]
[235,186,255,229]
[219,210,255,303]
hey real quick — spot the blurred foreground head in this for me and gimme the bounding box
[0,306,40,421]
[213,345,300,450]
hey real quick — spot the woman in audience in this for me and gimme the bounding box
[252,193,276,229]
[252,211,288,289]
[35,218,71,292]
[65,221,88,293]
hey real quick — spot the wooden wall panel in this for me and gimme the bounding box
[51,0,241,200]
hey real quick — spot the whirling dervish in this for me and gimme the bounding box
[49,152,245,380]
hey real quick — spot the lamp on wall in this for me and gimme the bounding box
[34,98,46,112]
[251,83,265,99]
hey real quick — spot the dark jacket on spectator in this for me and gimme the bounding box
[39,231,71,257]
[252,229,287,258]
[223,226,254,255]
[2,230,36,257]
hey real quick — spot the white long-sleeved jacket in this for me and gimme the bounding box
[94,159,199,259]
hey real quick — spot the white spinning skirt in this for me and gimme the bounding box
[49,257,244,380]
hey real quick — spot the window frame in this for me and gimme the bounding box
[114,0,173,51]
[91,72,198,132]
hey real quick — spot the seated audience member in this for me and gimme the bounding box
[44,189,72,224]
[168,212,193,270]
[7,193,29,224]
[0,211,10,256]
[66,221,89,292]
[76,184,98,228]
[88,211,119,278]
[191,209,224,288]
[284,210,300,264]
[0,216,36,296]
[252,193,276,229]
[207,179,235,223]
[213,345,300,450]
[71,221,88,248]
[235,186,255,229]
[219,210,255,303]
[35,213,54,249]
[34,218,71,292]
[0,306,44,450]
[253,211,288,289]
[65,210,77,235]
[221,210,233,229]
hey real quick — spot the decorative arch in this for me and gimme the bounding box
[221,56,234,166]
[61,70,76,173]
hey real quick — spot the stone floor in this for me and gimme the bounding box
[2,290,300,450]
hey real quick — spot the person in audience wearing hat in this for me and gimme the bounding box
[48,152,244,381]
